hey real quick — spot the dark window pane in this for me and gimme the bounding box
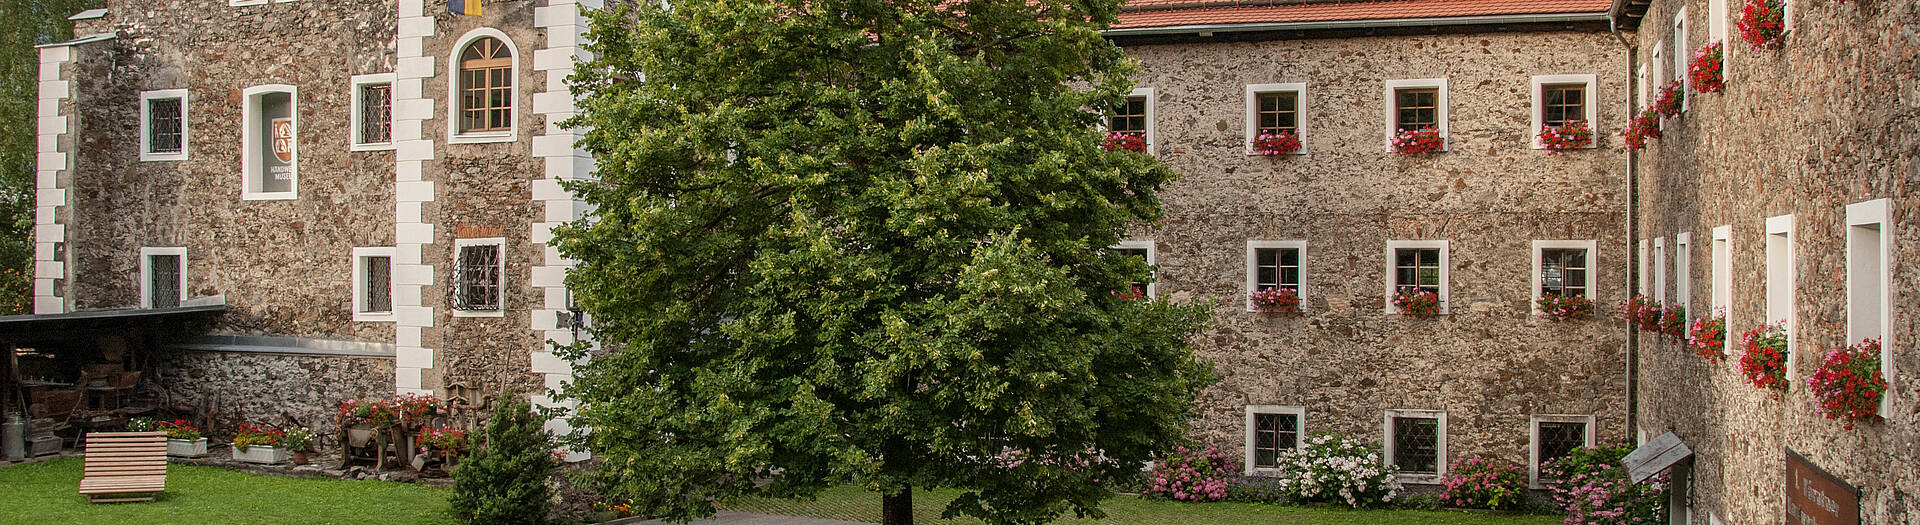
[148,98,184,154]
[1537,421,1587,474]
[1393,417,1440,474]
[359,84,392,144]
[1279,267,1299,287]
[364,256,392,313]
[456,245,502,311]
[148,255,181,308]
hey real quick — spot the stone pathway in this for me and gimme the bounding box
[603,511,872,525]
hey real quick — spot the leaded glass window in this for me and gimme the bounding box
[1392,416,1440,474]
[1251,412,1299,470]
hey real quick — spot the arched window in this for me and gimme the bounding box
[458,37,513,133]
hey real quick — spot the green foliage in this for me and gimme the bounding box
[449,392,559,525]
[553,0,1215,523]
[0,0,97,314]
[0,457,455,524]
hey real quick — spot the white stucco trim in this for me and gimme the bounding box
[1653,237,1667,304]
[138,247,187,309]
[1245,240,1306,312]
[1382,78,1448,152]
[391,0,436,396]
[1527,74,1599,149]
[1383,408,1448,484]
[531,0,599,461]
[1673,8,1690,112]
[1127,87,1156,157]
[446,27,521,145]
[1530,240,1600,315]
[1384,240,1449,315]
[1527,414,1595,489]
[240,84,299,201]
[1243,83,1307,155]
[33,44,76,314]
[1243,405,1306,475]
[1845,199,1894,416]
[1676,232,1692,313]
[139,89,189,162]
[350,73,397,151]
[1115,240,1157,299]
[1711,225,1733,367]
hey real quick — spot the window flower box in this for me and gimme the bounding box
[167,437,208,458]
[1391,127,1444,156]
[1622,294,1662,332]
[232,423,289,464]
[1657,304,1688,340]
[1250,287,1301,315]
[129,417,207,458]
[1538,121,1593,155]
[1688,41,1725,94]
[233,444,292,464]
[1623,111,1661,152]
[1392,287,1440,319]
[1739,322,1790,394]
[1535,294,1594,321]
[1653,81,1684,118]
[1252,130,1302,156]
[1736,0,1786,51]
[1101,131,1146,153]
[1687,312,1727,361]
[1807,338,1887,429]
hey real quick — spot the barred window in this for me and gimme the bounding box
[147,254,181,309]
[1537,421,1587,468]
[1250,412,1298,470]
[458,37,513,133]
[1395,248,1442,294]
[358,82,392,145]
[362,256,392,314]
[1541,248,1589,298]
[1395,88,1438,132]
[1542,84,1586,128]
[1255,92,1298,135]
[455,243,502,312]
[1391,416,1440,474]
[147,98,183,154]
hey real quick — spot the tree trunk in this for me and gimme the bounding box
[882,485,913,525]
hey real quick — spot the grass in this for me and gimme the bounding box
[0,458,457,525]
[731,485,1564,525]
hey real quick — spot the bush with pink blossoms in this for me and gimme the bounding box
[1440,456,1528,510]
[1266,434,1401,508]
[1142,444,1233,502]
[1540,440,1667,525]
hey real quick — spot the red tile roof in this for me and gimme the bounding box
[1114,0,1613,30]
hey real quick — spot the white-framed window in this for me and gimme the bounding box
[453,237,505,316]
[1529,74,1598,149]
[1709,0,1728,48]
[1674,8,1690,111]
[350,73,396,151]
[1383,78,1448,152]
[1244,405,1305,474]
[1245,240,1304,312]
[1638,239,1650,295]
[352,247,396,322]
[1384,409,1447,483]
[1845,198,1893,415]
[448,28,519,144]
[241,84,298,201]
[1712,226,1733,363]
[1636,65,1651,110]
[1244,83,1307,155]
[1385,240,1449,314]
[1113,240,1156,299]
[1654,237,1668,304]
[1531,240,1598,314]
[1676,233,1691,313]
[1107,87,1156,156]
[139,89,189,162]
[139,247,187,309]
[1652,41,1665,91]
[1528,414,1595,488]
[1765,214,1795,378]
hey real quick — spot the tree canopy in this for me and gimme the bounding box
[0,0,97,314]
[553,0,1215,523]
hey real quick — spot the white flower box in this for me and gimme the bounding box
[232,444,291,464]
[166,437,208,458]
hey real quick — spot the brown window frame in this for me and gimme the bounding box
[1250,412,1299,470]
[1108,96,1147,135]
[1542,84,1586,128]
[1253,247,1300,291]
[1254,91,1299,135]
[1540,248,1590,298]
[1394,248,1442,295]
[1395,88,1439,132]
[458,37,514,134]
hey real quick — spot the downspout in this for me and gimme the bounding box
[1610,18,1640,443]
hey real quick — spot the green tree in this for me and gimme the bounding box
[449,392,560,525]
[553,1,1216,524]
[0,0,95,314]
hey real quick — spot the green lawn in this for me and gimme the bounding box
[0,458,457,525]
[731,485,1564,525]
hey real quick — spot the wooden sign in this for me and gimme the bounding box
[1786,448,1860,525]
[1622,431,1692,484]
[271,118,295,163]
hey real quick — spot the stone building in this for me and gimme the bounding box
[1617,0,1919,522]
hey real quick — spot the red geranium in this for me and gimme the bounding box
[1739,322,1790,393]
[1736,0,1786,51]
[1250,287,1301,315]
[1392,287,1441,318]
[1622,294,1662,332]
[1538,121,1593,154]
[1391,127,1444,156]
[1252,129,1302,156]
[1688,41,1725,94]
[1623,111,1662,151]
[1653,81,1684,118]
[1102,131,1146,153]
[1536,293,1595,321]
[1807,338,1887,429]
[1657,304,1688,340]
[1687,312,1727,361]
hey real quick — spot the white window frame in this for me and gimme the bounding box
[1845,199,1894,416]
[1652,41,1665,92]
[1711,225,1733,360]
[1636,65,1651,110]
[1245,240,1306,312]
[350,73,397,151]
[1639,239,1650,295]
[1383,409,1447,483]
[1384,240,1449,315]
[1121,87,1156,157]
[1674,8,1690,112]
[1676,233,1691,313]
[1528,74,1599,149]
[352,247,396,322]
[452,237,506,317]
[1382,78,1448,152]
[1765,214,1796,379]
[1708,0,1729,52]
[139,89,189,162]
[1114,240,1157,299]
[1654,237,1668,304]
[1530,240,1600,315]
[1528,414,1595,489]
[241,84,299,201]
[1243,405,1306,475]
[1243,83,1307,156]
[139,247,187,309]
[447,28,520,145]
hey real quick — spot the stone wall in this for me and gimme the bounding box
[1628,0,1920,522]
[1118,29,1633,475]
[147,349,395,439]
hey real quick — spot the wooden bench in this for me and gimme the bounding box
[78,431,168,503]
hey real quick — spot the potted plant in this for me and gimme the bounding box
[1391,126,1444,156]
[1736,0,1786,51]
[1657,304,1688,340]
[1687,312,1727,361]
[1536,293,1595,321]
[1653,81,1684,118]
[1391,287,1441,319]
[1739,322,1790,396]
[1688,41,1725,94]
[1101,131,1146,153]
[232,423,291,464]
[129,417,207,458]
[1538,120,1593,154]
[1622,110,1662,151]
[417,425,469,468]
[1249,287,1301,315]
[338,397,398,447]
[1622,294,1662,332]
[1251,129,1302,156]
[284,427,315,465]
[1807,338,1887,429]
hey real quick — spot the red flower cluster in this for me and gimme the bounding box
[1391,127,1444,156]
[1736,0,1786,51]
[339,397,399,427]
[233,423,288,451]
[1392,287,1441,318]
[1102,131,1146,153]
[417,426,470,455]
[395,392,443,422]
[1538,121,1593,154]
[1807,338,1887,429]
[1250,287,1301,315]
[1622,294,1662,332]
[1111,285,1147,301]
[1657,304,1688,340]
[1252,129,1302,156]
[1739,322,1790,393]
[1623,111,1662,151]
[1536,293,1595,321]
[1687,313,1727,361]
[1688,41,1725,94]
[1653,81,1685,118]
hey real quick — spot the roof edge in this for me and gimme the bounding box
[34,32,116,49]
[1105,11,1613,37]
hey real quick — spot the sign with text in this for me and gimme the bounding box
[1787,448,1860,525]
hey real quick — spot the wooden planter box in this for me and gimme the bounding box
[166,437,208,458]
[233,444,291,464]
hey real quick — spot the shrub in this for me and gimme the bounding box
[1536,293,1595,321]
[1623,111,1661,151]
[1225,475,1289,504]
[1736,0,1786,51]
[1621,294,1662,332]
[1440,457,1527,510]
[232,423,288,452]
[1143,444,1233,502]
[450,392,561,524]
[1538,120,1593,154]
[1541,441,1666,525]
[1689,41,1725,93]
[1657,304,1688,340]
[1266,434,1400,508]
[1653,81,1684,118]
[1252,130,1302,156]
[1807,338,1888,429]
[283,427,315,452]
[1102,131,1146,153]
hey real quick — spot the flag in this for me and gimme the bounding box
[449,0,481,16]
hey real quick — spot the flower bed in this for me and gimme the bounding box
[1737,0,1787,51]
[1143,445,1232,502]
[233,423,287,452]
[1541,441,1667,525]
[1264,434,1400,508]
[1536,293,1595,321]
[1689,41,1725,94]
[1654,81,1684,118]
[1252,130,1302,156]
[1688,312,1728,361]
[1391,127,1444,156]
[1538,120,1593,154]
[418,425,471,458]
[1103,131,1146,153]
[1440,457,1526,511]
[1807,338,1887,429]
[1739,322,1790,393]
[1250,287,1302,315]
[1623,110,1661,151]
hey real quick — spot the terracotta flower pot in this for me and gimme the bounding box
[292,451,310,465]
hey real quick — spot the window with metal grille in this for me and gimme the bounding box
[1395,248,1441,294]
[359,83,392,144]
[1540,248,1589,298]
[458,37,513,133]
[1109,96,1147,135]
[1255,92,1298,134]
[148,255,181,309]
[455,244,501,311]
[1250,412,1298,470]
[1116,247,1149,296]
[1392,416,1440,474]
[1254,248,1300,291]
[1542,84,1586,128]
[362,256,392,314]
[1536,421,1588,471]
[147,98,183,154]
[1395,88,1438,131]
